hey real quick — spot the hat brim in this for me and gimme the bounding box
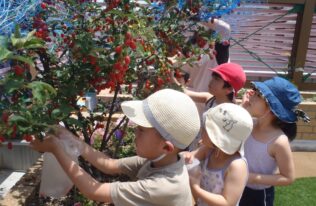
[121,100,153,128]
[209,68,228,82]
[252,81,297,123]
[205,118,243,155]
[210,68,237,96]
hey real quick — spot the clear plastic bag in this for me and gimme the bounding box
[39,136,83,198]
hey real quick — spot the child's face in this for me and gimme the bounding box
[134,126,166,159]
[200,128,216,149]
[208,74,230,96]
[241,88,269,118]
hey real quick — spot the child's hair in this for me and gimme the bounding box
[211,72,234,102]
[272,118,297,141]
[208,63,246,97]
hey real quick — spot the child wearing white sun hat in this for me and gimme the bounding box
[31,89,201,206]
[184,103,253,206]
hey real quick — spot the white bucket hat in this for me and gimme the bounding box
[121,89,201,149]
[204,103,253,155]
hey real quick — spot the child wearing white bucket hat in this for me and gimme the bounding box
[31,89,201,206]
[184,103,253,206]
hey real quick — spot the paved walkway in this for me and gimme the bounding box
[293,152,316,178]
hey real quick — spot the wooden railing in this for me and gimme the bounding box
[229,0,316,90]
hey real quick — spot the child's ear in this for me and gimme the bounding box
[226,87,233,95]
[163,141,175,153]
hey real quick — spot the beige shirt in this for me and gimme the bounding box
[110,156,193,206]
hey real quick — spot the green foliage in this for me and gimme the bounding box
[0,0,217,148]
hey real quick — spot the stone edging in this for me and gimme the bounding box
[0,158,42,205]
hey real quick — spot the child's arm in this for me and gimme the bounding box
[31,136,113,203]
[248,135,295,186]
[52,125,122,175]
[200,19,231,41]
[80,141,122,175]
[182,145,210,163]
[183,88,213,104]
[172,73,213,103]
[190,158,248,206]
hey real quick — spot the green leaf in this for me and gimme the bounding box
[11,36,27,48]
[7,55,35,68]
[14,25,21,38]
[4,78,25,93]
[9,115,30,127]
[0,36,8,47]
[27,81,57,105]
[0,47,13,61]
[66,118,83,127]
[51,109,63,119]
[24,38,45,49]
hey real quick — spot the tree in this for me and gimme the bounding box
[0,0,239,150]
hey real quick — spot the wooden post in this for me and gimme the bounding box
[289,0,316,88]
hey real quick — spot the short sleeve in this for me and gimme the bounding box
[117,156,147,179]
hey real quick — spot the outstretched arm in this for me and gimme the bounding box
[30,136,113,203]
[200,19,231,41]
[172,72,213,103]
[52,125,122,175]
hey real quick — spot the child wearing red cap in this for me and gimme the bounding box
[178,62,246,114]
[176,62,246,150]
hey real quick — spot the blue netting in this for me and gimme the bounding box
[151,0,266,21]
[0,0,42,35]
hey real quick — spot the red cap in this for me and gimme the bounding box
[209,63,246,93]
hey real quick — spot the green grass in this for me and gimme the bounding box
[275,177,316,206]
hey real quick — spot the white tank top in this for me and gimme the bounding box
[244,134,278,189]
[197,151,247,206]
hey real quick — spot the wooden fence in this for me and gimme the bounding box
[226,0,316,90]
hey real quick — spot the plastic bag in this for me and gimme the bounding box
[39,136,83,198]
[186,158,200,171]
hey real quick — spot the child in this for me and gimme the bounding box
[30,89,201,205]
[176,62,246,150]
[178,62,246,115]
[185,103,253,206]
[182,18,231,97]
[239,76,309,206]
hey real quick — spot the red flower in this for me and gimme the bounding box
[157,77,164,87]
[115,45,123,54]
[40,3,47,9]
[2,112,9,123]
[12,124,17,138]
[124,56,131,65]
[0,135,5,143]
[13,65,24,76]
[23,135,33,142]
[7,142,13,150]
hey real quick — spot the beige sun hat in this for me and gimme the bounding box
[204,103,253,155]
[121,89,201,149]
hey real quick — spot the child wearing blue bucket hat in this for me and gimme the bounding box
[240,76,309,206]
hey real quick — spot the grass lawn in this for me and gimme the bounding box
[275,177,316,206]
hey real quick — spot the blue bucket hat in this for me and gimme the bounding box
[251,76,301,123]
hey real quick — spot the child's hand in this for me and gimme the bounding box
[189,166,202,186]
[30,135,61,154]
[181,151,194,164]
